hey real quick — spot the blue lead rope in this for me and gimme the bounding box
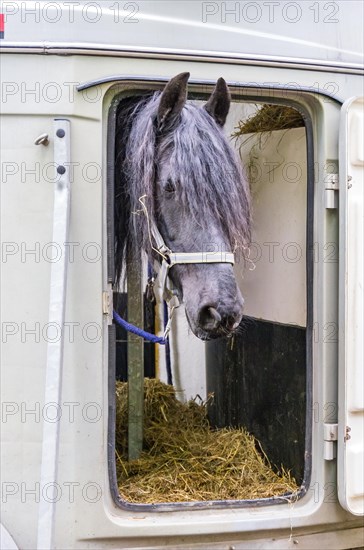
[113,310,166,345]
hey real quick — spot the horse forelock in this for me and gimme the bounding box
[166,103,251,249]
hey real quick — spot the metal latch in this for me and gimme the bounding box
[102,289,113,324]
[324,423,338,460]
[34,133,49,146]
[325,173,339,209]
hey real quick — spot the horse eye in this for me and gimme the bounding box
[164,179,176,194]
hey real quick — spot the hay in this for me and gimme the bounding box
[115,379,298,503]
[233,104,304,137]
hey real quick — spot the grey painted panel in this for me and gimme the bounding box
[1,1,363,67]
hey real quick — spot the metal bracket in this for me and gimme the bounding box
[325,173,339,190]
[325,173,339,209]
[37,120,71,550]
[324,423,338,460]
[102,288,113,325]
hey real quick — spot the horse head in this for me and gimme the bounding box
[117,73,251,340]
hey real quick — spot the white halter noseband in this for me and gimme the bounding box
[149,218,235,303]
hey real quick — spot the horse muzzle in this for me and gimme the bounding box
[185,292,244,341]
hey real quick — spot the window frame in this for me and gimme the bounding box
[106,78,316,513]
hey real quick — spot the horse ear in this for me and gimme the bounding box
[157,72,190,131]
[204,78,231,126]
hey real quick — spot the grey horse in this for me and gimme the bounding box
[115,73,251,340]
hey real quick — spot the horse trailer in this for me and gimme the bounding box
[1,1,363,549]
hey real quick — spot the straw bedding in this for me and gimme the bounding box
[115,379,298,504]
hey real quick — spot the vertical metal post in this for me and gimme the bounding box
[127,254,144,460]
[37,120,71,550]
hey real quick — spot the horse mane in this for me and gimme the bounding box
[114,92,251,286]
[114,93,152,285]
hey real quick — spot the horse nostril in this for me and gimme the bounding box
[198,306,221,330]
[208,307,221,324]
[198,306,242,333]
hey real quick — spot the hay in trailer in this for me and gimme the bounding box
[233,104,304,138]
[115,379,298,503]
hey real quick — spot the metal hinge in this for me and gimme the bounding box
[323,423,338,460]
[325,173,339,209]
[102,288,113,325]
